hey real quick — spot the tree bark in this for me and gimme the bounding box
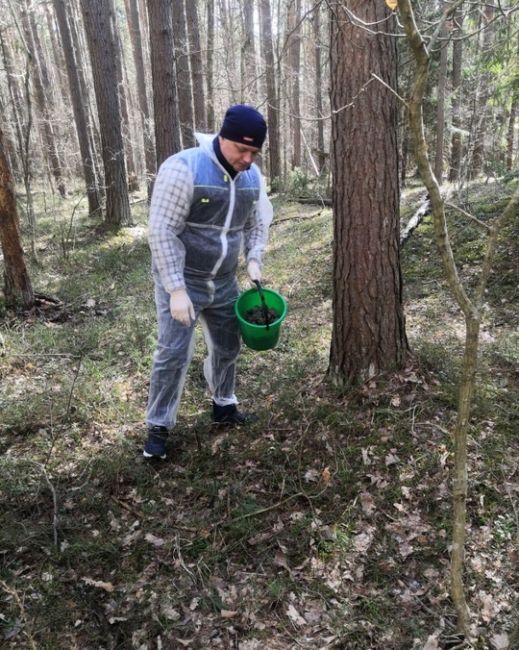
[172,0,195,148]
[313,4,326,174]
[448,7,463,182]
[434,10,448,184]
[287,0,302,169]
[147,0,182,167]
[328,0,408,386]
[206,0,215,131]
[80,0,132,227]
[184,0,206,131]
[0,127,34,310]
[240,0,257,103]
[123,0,156,185]
[259,0,281,186]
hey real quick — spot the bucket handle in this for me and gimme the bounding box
[253,280,270,330]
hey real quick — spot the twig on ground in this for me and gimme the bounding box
[0,579,38,650]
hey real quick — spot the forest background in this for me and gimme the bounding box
[0,0,518,648]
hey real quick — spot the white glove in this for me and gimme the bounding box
[169,289,195,326]
[247,260,262,284]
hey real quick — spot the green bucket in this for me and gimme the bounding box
[234,287,288,351]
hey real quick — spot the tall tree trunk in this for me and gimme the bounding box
[313,4,326,174]
[0,127,34,310]
[147,0,181,167]
[259,0,281,187]
[287,0,302,169]
[328,0,407,386]
[448,7,463,182]
[506,33,518,172]
[0,22,37,256]
[240,0,257,103]
[434,13,448,184]
[184,0,206,131]
[0,89,21,181]
[67,0,104,191]
[111,0,139,192]
[124,0,156,185]
[470,6,494,178]
[80,0,131,227]
[206,0,215,131]
[172,0,195,147]
[52,0,101,217]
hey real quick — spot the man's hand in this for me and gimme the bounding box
[247,260,262,284]
[169,289,195,326]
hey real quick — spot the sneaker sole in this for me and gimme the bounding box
[143,450,166,460]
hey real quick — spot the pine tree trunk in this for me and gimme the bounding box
[287,0,302,169]
[147,0,182,167]
[184,0,206,131]
[313,4,326,174]
[124,0,156,185]
[328,0,408,386]
[240,0,257,103]
[206,0,215,131]
[172,0,195,148]
[80,0,131,227]
[111,0,139,192]
[0,127,34,310]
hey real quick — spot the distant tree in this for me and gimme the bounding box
[53,0,101,217]
[184,0,206,130]
[434,8,448,184]
[259,0,281,186]
[328,0,408,386]
[470,5,495,178]
[287,0,302,169]
[313,3,326,174]
[449,7,463,182]
[240,0,257,102]
[21,1,67,198]
[172,0,195,148]
[123,0,156,185]
[79,0,131,228]
[0,126,34,310]
[206,0,215,131]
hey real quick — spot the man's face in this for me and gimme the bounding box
[219,137,260,172]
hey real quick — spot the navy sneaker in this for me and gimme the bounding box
[212,401,257,426]
[143,426,168,459]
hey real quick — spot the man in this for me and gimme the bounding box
[144,105,273,459]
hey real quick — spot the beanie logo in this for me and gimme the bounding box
[243,136,254,143]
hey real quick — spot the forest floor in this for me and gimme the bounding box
[0,178,518,650]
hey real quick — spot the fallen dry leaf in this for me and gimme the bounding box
[145,533,165,547]
[81,577,114,593]
[286,603,306,626]
[490,632,509,649]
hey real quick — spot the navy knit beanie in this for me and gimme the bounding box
[219,104,267,149]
